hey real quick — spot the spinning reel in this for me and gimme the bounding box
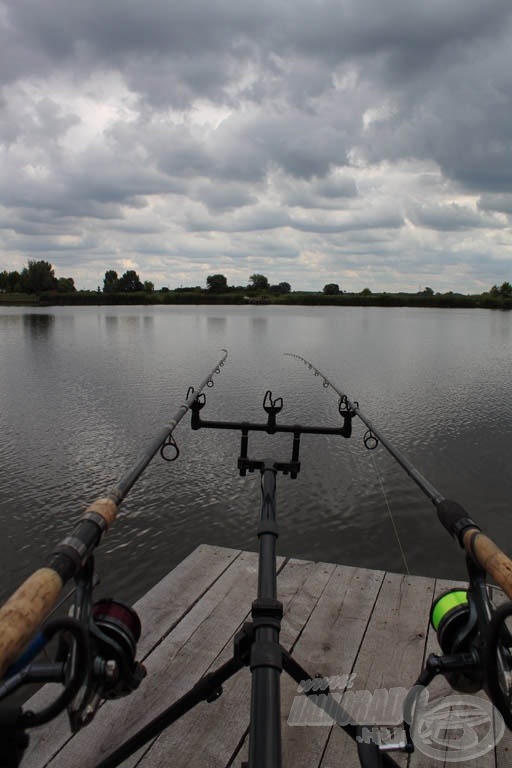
[65,595,146,730]
[0,560,146,749]
[428,580,512,728]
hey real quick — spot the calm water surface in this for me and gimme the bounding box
[1,305,511,606]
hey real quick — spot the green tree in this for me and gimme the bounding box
[143,281,154,293]
[206,274,228,292]
[360,287,372,296]
[20,260,58,294]
[103,270,119,293]
[489,282,512,298]
[323,283,340,295]
[5,271,21,292]
[270,282,291,294]
[117,270,143,292]
[249,273,269,290]
[57,277,76,293]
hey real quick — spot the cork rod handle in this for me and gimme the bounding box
[463,528,512,600]
[0,567,63,678]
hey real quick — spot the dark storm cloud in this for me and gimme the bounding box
[478,194,512,215]
[407,203,505,232]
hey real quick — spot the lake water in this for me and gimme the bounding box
[1,304,512,607]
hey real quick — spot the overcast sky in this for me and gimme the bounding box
[2,0,512,292]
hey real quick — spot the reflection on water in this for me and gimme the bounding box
[0,305,512,607]
[105,315,119,331]
[23,313,55,337]
[250,317,268,336]
[206,316,227,340]
[105,314,155,333]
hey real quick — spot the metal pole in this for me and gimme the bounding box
[248,462,282,768]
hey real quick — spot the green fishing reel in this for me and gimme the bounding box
[431,589,471,650]
[430,588,482,692]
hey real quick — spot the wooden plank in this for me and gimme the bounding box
[319,572,435,768]
[135,544,241,658]
[127,557,336,768]
[490,585,512,768]
[280,564,385,768]
[21,545,241,768]
[410,578,479,768]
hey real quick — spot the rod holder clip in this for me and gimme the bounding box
[263,391,283,433]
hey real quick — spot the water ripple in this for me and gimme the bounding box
[0,306,511,605]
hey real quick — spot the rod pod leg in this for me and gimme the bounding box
[248,463,283,768]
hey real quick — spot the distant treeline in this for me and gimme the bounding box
[1,261,512,309]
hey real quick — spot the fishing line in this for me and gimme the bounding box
[369,451,410,575]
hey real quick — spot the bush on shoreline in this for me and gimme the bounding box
[2,288,511,309]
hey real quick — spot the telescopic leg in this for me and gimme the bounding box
[248,463,283,768]
[96,655,245,768]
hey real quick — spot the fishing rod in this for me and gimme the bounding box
[287,351,512,743]
[286,352,512,597]
[0,350,227,763]
[285,353,443,505]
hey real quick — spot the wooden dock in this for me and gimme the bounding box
[22,545,510,767]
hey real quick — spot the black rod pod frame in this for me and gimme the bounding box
[0,350,229,768]
[92,387,405,768]
[192,387,357,767]
[290,352,512,751]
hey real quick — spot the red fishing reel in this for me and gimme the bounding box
[67,598,146,730]
[90,599,146,699]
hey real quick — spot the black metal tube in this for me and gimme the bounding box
[287,353,445,505]
[191,417,351,437]
[95,655,244,768]
[258,468,278,597]
[249,464,282,768]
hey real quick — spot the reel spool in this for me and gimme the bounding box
[91,599,145,699]
[430,589,482,693]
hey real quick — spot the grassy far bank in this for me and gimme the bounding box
[1,288,512,309]
[2,261,512,308]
